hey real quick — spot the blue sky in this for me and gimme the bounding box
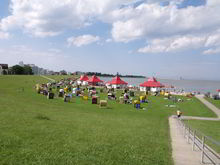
[0,0,220,80]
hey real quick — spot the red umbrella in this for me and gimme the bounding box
[217,89,220,92]
[109,76,128,85]
[140,77,164,87]
[87,75,103,83]
[79,75,89,81]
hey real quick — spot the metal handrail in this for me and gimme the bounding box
[176,117,220,165]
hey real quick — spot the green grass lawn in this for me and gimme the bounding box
[0,75,217,164]
[46,75,78,81]
[205,97,220,109]
[175,96,217,117]
[184,120,220,153]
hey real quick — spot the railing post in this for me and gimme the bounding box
[184,125,186,138]
[201,136,205,164]
[187,127,190,143]
[192,130,195,151]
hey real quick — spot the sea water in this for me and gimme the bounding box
[101,77,220,94]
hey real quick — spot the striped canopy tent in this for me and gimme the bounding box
[87,75,103,85]
[79,75,89,81]
[140,77,164,87]
[109,76,128,85]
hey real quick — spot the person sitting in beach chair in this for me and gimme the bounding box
[43,87,48,96]
[47,92,54,99]
[108,91,116,100]
[124,92,132,104]
[64,94,71,102]
[59,88,64,97]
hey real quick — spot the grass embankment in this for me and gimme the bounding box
[205,97,220,109]
[175,96,217,118]
[184,120,220,153]
[46,75,78,81]
[0,75,216,164]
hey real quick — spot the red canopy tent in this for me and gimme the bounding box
[79,75,89,81]
[87,75,103,85]
[140,77,164,87]
[109,76,128,85]
[105,80,112,85]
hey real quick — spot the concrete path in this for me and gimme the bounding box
[40,75,55,82]
[195,95,220,118]
[169,116,202,165]
[181,116,220,121]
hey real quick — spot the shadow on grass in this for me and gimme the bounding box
[35,114,50,120]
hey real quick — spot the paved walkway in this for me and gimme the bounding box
[181,116,220,121]
[40,75,55,82]
[169,116,202,165]
[170,95,220,165]
[195,95,220,118]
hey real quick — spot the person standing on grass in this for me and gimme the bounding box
[177,110,182,118]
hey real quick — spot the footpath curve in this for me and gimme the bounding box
[195,95,220,118]
[180,116,220,121]
[40,75,55,82]
[170,95,220,165]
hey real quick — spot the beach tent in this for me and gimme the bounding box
[108,76,128,89]
[79,75,89,81]
[217,89,220,96]
[140,77,164,92]
[105,81,112,89]
[77,75,89,85]
[87,75,103,85]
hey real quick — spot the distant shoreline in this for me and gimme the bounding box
[99,75,146,78]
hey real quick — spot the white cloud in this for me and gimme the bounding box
[106,38,112,42]
[67,34,100,47]
[0,0,220,56]
[138,29,220,54]
[0,45,68,70]
[110,1,220,42]
[138,35,207,53]
[205,32,220,47]
[203,48,220,55]
[0,0,137,37]
[48,48,62,53]
[12,45,32,52]
[112,20,144,42]
[0,31,10,39]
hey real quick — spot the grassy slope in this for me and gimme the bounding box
[0,75,216,164]
[175,96,217,117]
[184,120,220,153]
[46,75,77,81]
[205,97,220,109]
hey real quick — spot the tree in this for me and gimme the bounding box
[12,65,24,75]
[23,65,33,75]
[60,70,67,75]
[2,70,8,75]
